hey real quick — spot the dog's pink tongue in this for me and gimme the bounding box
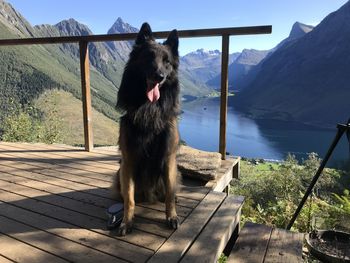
[147,83,160,102]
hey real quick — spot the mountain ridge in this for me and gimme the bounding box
[234,1,350,127]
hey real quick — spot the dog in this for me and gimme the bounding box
[114,23,180,236]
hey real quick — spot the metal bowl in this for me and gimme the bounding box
[306,230,350,262]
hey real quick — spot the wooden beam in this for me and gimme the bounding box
[219,35,230,160]
[79,41,93,152]
[0,26,272,46]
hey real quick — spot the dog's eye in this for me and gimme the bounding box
[165,59,171,64]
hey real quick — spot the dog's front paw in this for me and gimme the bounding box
[167,216,180,230]
[118,221,133,236]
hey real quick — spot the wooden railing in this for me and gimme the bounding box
[0,25,272,159]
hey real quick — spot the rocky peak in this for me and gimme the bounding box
[107,17,138,34]
[289,22,314,39]
[236,49,270,65]
[0,0,35,36]
[54,18,92,36]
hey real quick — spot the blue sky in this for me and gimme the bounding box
[7,0,348,55]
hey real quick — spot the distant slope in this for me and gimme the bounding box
[180,49,238,85]
[207,49,270,90]
[207,22,314,91]
[106,17,138,62]
[0,1,120,123]
[0,0,210,131]
[35,90,118,146]
[235,2,350,127]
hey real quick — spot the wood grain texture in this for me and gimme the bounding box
[0,234,67,263]
[0,216,126,263]
[219,35,230,160]
[181,195,244,263]
[148,191,226,262]
[228,222,273,263]
[0,143,242,262]
[79,41,93,152]
[264,228,303,263]
[0,26,272,46]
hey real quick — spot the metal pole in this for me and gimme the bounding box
[286,121,350,230]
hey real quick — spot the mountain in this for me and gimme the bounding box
[207,48,269,90]
[288,22,314,39]
[274,22,314,51]
[235,1,350,127]
[35,18,125,88]
[0,0,210,130]
[207,22,314,91]
[181,49,238,85]
[0,0,35,37]
[106,17,138,62]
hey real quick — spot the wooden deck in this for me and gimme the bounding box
[0,142,243,263]
[229,222,304,263]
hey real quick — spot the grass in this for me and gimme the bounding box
[35,89,119,146]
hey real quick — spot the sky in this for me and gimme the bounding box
[6,0,348,55]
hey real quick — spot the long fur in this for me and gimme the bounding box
[115,23,180,203]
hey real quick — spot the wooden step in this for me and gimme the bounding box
[228,222,304,263]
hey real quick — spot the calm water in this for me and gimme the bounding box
[179,98,349,165]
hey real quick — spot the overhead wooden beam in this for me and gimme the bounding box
[219,35,230,160]
[0,25,272,46]
[79,41,93,152]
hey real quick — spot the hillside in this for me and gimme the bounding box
[207,22,313,91]
[181,49,238,86]
[0,0,211,142]
[35,90,118,146]
[234,1,350,127]
[207,49,269,90]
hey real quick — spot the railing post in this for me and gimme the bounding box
[79,40,93,151]
[219,34,230,160]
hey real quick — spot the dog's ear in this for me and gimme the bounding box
[136,23,153,45]
[164,29,179,57]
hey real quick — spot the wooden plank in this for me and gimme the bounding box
[0,143,116,176]
[0,175,181,238]
[0,152,115,182]
[228,222,273,263]
[0,162,111,194]
[181,195,244,263]
[148,191,226,262]
[0,234,66,263]
[0,201,152,262]
[79,40,93,152]
[0,142,119,162]
[0,143,118,170]
[138,202,192,218]
[177,186,210,201]
[0,216,126,263]
[205,159,235,192]
[0,26,272,46]
[0,165,188,217]
[0,189,165,251]
[233,157,240,179]
[176,196,199,209]
[264,228,303,263]
[0,255,14,263]
[219,34,230,160]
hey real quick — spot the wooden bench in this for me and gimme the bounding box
[228,222,304,263]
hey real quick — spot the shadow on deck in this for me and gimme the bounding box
[0,142,244,263]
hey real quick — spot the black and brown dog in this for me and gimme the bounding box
[114,23,180,236]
